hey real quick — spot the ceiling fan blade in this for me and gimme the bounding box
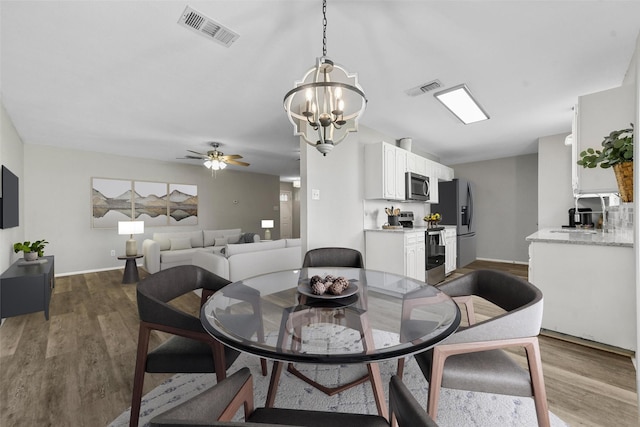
[187,149,207,156]
[225,159,250,167]
[220,154,243,160]
[179,155,206,160]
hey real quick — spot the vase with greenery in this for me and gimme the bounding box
[13,239,48,261]
[577,123,634,202]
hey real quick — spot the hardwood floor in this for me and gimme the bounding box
[0,261,638,426]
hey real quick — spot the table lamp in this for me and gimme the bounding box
[118,220,144,256]
[261,219,274,240]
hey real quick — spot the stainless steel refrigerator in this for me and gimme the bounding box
[432,178,476,268]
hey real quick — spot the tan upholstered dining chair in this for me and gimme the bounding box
[408,269,550,427]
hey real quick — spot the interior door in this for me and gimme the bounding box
[279,190,293,239]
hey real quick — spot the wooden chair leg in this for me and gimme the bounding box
[211,340,228,382]
[260,358,268,376]
[396,357,405,378]
[129,325,151,427]
[427,347,447,420]
[525,338,551,427]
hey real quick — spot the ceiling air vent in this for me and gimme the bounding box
[405,80,442,97]
[178,6,239,48]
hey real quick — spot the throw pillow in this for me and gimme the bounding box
[170,237,192,251]
[214,237,228,246]
[227,234,241,244]
[243,232,258,243]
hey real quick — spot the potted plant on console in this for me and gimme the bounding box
[577,123,634,202]
[13,239,48,261]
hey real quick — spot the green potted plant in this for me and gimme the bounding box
[577,123,634,202]
[13,239,48,261]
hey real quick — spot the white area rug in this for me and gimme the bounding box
[110,329,568,427]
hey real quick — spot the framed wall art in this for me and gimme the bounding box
[92,178,133,228]
[92,178,198,228]
[169,183,198,225]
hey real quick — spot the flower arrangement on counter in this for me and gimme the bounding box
[424,213,441,228]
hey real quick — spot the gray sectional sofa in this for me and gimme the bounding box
[141,228,259,274]
[193,238,302,282]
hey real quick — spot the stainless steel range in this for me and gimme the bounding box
[426,227,446,285]
[398,211,414,228]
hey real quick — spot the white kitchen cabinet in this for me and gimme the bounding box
[443,226,457,275]
[573,84,635,195]
[528,233,635,351]
[395,148,407,199]
[424,159,439,204]
[406,152,428,176]
[365,230,425,282]
[365,141,452,202]
[435,162,454,181]
[364,141,405,200]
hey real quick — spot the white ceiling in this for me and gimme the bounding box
[2,1,639,179]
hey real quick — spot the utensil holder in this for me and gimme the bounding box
[388,215,399,226]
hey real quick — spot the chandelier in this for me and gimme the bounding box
[283,0,367,156]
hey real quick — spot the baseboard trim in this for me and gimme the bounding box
[475,257,528,265]
[55,264,142,278]
[541,329,635,357]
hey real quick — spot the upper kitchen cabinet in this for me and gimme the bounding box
[364,141,454,201]
[365,141,406,200]
[434,162,454,181]
[573,84,635,195]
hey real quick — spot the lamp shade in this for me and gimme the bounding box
[118,221,144,235]
[261,219,274,241]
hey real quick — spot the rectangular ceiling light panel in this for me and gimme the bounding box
[434,84,489,124]
[178,6,239,48]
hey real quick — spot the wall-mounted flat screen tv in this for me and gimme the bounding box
[1,165,19,228]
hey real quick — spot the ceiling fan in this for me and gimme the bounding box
[180,142,249,172]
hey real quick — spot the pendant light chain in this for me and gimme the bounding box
[322,0,327,57]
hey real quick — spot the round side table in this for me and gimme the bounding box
[117,254,143,284]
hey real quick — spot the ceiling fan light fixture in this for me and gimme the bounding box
[283,0,367,156]
[434,84,489,125]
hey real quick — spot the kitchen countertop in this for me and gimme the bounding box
[526,227,633,247]
[365,226,456,233]
[365,226,427,233]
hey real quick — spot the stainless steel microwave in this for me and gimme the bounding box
[405,172,430,201]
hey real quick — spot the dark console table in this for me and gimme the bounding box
[0,255,55,320]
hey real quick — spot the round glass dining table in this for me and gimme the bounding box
[201,267,461,418]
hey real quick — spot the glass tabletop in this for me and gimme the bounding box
[201,267,461,364]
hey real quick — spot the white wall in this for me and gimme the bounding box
[452,154,539,263]
[537,133,575,229]
[20,144,280,275]
[300,125,432,256]
[301,127,368,254]
[0,102,25,273]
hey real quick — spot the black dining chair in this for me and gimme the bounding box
[302,247,364,268]
[148,367,440,427]
[293,247,367,394]
[130,265,265,427]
